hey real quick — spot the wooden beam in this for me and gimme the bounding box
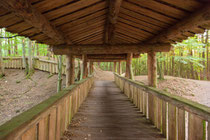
[147,51,157,87]
[104,0,122,44]
[88,58,126,62]
[51,43,171,55]
[66,54,75,86]
[0,0,70,44]
[74,54,140,59]
[148,4,210,43]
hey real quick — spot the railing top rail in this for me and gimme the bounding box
[114,73,210,121]
[0,75,93,139]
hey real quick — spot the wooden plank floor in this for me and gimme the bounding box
[62,81,165,140]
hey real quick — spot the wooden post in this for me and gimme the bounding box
[147,51,157,87]
[66,54,75,87]
[82,54,88,79]
[89,61,93,75]
[125,53,134,80]
[114,62,116,73]
[118,61,122,75]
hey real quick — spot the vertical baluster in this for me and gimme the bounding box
[162,100,167,137]
[56,105,61,140]
[49,108,56,140]
[188,113,204,140]
[168,103,177,140]
[157,98,162,131]
[22,125,37,140]
[39,115,49,140]
[178,108,185,140]
[148,94,155,124]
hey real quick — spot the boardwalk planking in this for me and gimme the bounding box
[63,81,164,140]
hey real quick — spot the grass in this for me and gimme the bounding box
[16,80,21,84]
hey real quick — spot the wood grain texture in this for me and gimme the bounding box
[168,103,177,140]
[178,108,185,140]
[51,43,171,55]
[0,0,70,44]
[188,113,204,140]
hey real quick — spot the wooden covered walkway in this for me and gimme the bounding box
[63,80,164,140]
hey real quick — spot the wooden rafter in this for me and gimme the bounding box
[0,0,71,44]
[104,0,122,44]
[50,43,171,55]
[148,4,210,43]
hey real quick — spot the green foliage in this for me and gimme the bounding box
[100,31,210,80]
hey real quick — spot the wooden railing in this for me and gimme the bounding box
[0,75,94,140]
[114,73,210,140]
[2,57,67,74]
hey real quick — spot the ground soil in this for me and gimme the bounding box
[0,68,209,126]
[0,69,65,125]
[135,75,210,107]
[94,68,210,107]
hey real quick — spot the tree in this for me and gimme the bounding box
[57,55,63,92]
[0,29,5,77]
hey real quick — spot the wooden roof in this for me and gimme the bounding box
[0,0,210,55]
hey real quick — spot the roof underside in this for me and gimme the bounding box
[0,0,209,51]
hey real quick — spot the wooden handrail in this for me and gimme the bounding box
[114,73,210,139]
[114,73,210,121]
[0,75,94,140]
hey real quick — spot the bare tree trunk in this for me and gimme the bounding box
[158,53,164,80]
[28,40,33,75]
[22,39,28,75]
[36,43,39,56]
[190,49,195,79]
[57,55,63,92]
[0,29,5,76]
[205,30,209,80]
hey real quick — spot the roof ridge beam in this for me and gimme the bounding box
[104,0,122,44]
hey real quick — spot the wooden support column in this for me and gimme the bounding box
[82,54,88,79]
[125,53,134,80]
[147,51,157,87]
[113,62,116,73]
[118,61,122,75]
[66,54,75,87]
[89,62,94,75]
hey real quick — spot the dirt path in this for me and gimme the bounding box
[94,67,114,81]
[0,69,65,125]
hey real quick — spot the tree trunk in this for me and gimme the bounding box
[114,62,116,72]
[57,55,63,92]
[118,61,122,75]
[22,39,28,75]
[207,30,210,80]
[158,52,164,80]
[27,39,33,76]
[190,49,195,79]
[0,29,5,76]
[82,54,88,79]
